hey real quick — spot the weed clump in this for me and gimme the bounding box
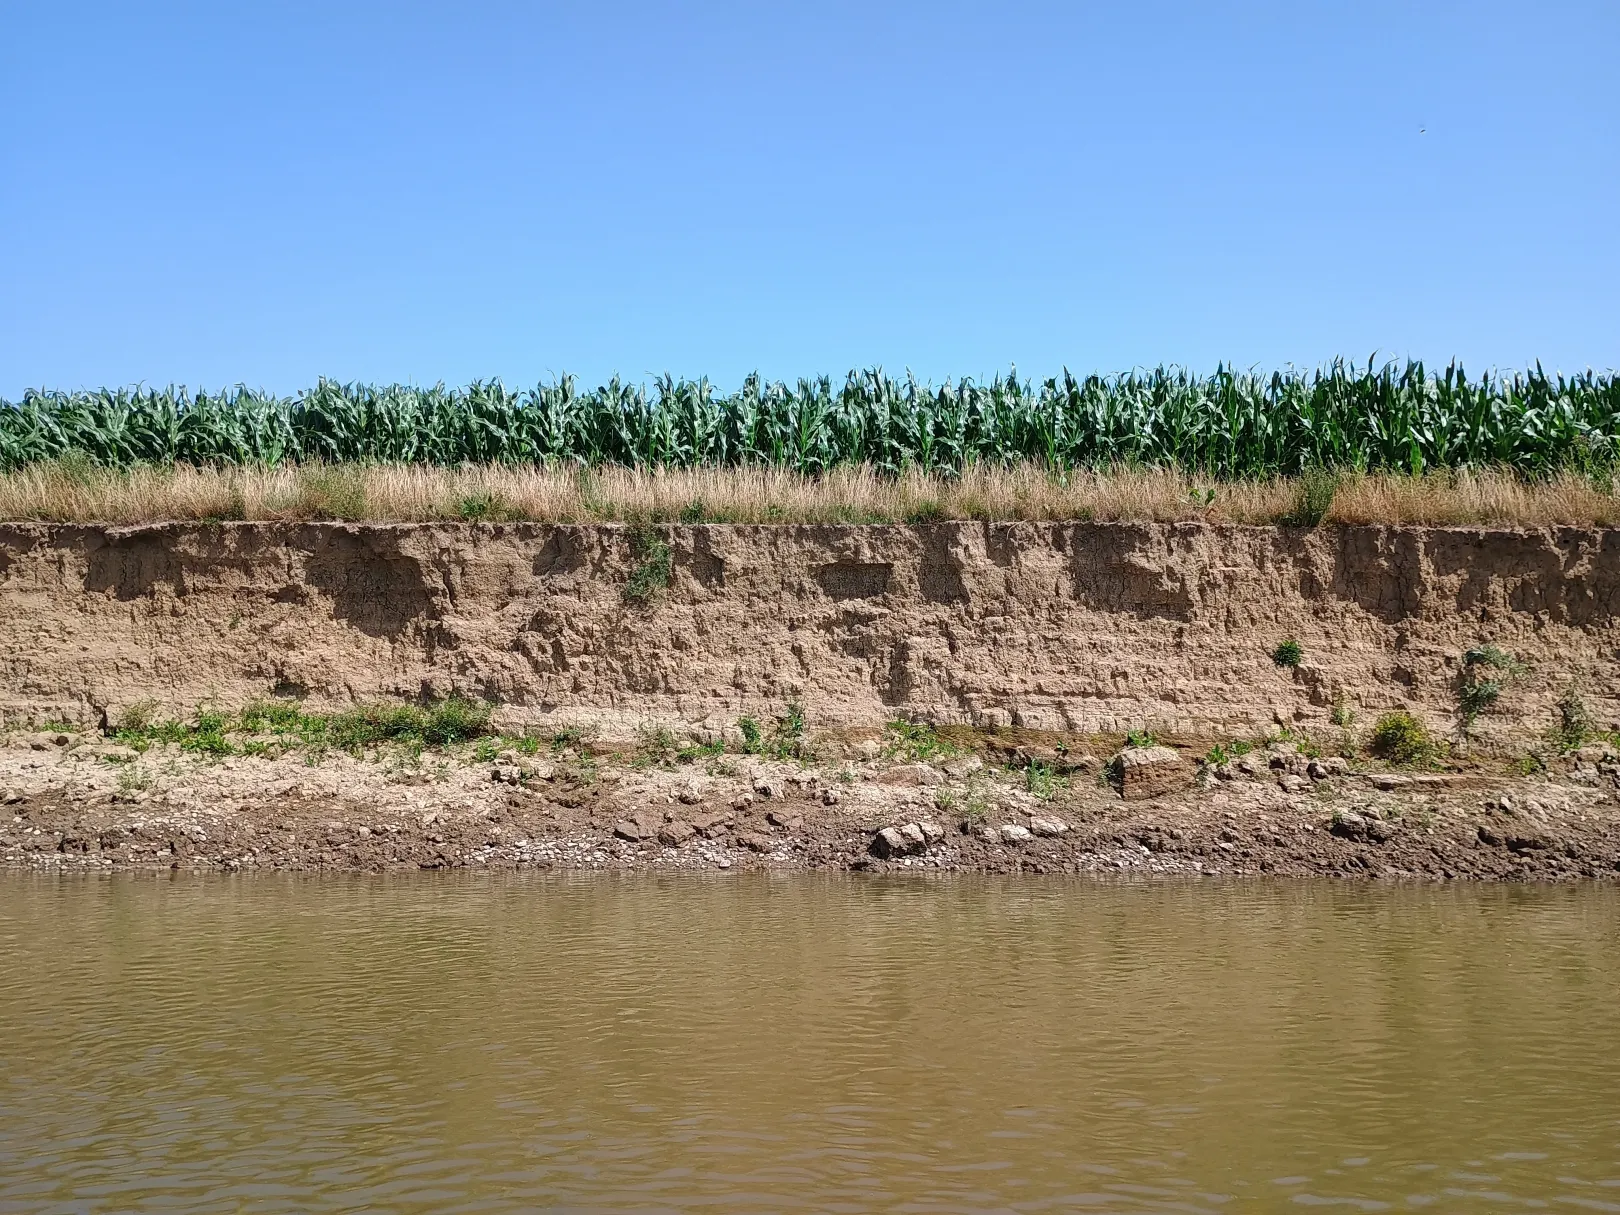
[1272,639,1304,668]
[1368,710,1434,765]
[1457,645,1526,731]
[1281,467,1339,527]
[623,526,673,605]
[1547,686,1594,753]
[884,720,958,762]
[737,702,810,761]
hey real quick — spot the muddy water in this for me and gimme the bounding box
[1,877,1617,1213]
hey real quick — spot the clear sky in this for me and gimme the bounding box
[3,1,1616,398]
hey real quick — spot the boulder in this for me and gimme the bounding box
[871,823,928,858]
[1029,817,1070,837]
[657,821,696,846]
[1115,746,1190,800]
[735,831,774,853]
[999,823,1033,845]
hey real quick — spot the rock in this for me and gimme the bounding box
[766,808,793,827]
[691,811,733,838]
[657,821,697,846]
[99,745,138,762]
[942,755,983,778]
[1070,753,1104,773]
[820,787,841,806]
[877,763,944,787]
[1277,773,1310,794]
[1368,773,1411,791]
[735,831,774,852]
[1235,756,1262,777]
[918,820,945,844]
[1331,810,1395,844]
[999,823,1033,845]
[857,739,883,761]
[612,820,650,842]
[1115,746,1190,800]
[1029,816,1069,837]
[974,824,1000,843]
[677,779,705,805]
[753,779,780,799]
[871,823,928,858]
[1480,822,1552,852]
[732,793,754,811]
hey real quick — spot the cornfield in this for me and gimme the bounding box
[4,362,1617,477]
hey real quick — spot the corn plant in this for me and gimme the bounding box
[4,361,1618,478]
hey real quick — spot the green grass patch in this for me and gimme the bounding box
[112,696,492,759]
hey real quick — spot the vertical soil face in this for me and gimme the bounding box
[1,521,1618,744]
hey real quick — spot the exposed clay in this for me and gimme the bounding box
[3,521,1620,747]
[5,731,1618,881]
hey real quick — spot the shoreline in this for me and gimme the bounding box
[6,731,1617,881]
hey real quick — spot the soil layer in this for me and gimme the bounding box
[4,521,1620,748]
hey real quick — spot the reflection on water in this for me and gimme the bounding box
[1,874,1618,1212]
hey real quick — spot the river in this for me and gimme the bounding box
[1,874,1617,1212]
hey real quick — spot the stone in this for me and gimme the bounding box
[691,811,733,838]
[735,831,774,852]
[1331,810,1395,843]
[877,763,944,787]
[677,779,705,805]
[857,739,883,761]
[999,823,1033,845]
[1277,773,1310,793]
[1115,746,1190,800]
[941,755,983,778]
[871,823,928,858]
[917,820,945,844]
[820,787,841,806]
[657,821,696,846]
[766,808,793,827]
[612,820,650,842]
[1029,816,1070,837]
[753,779,781,799]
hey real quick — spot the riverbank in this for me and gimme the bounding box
[5,727,1618,879]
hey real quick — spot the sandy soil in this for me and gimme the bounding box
[4,730,1618,881]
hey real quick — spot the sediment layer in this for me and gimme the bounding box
[2,521,1619,743]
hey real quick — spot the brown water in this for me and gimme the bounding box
[1,876,1617,1213]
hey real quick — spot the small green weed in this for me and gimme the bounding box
[1282,467,1339,527]
[1458,645,1525,730]
[738,702,810,761]
[884,719,958,762]
[1513,751,1549,777]
[1547,686,1593,753]
[623,527,673,605]
[1024,761,1067,800]
[1330,692,1355,729]
[1125,728,1157,748]
[1204,743,1229,766]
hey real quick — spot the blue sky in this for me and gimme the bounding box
[3,1,1616,398]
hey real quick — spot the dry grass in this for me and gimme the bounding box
[1,460,1617,527]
